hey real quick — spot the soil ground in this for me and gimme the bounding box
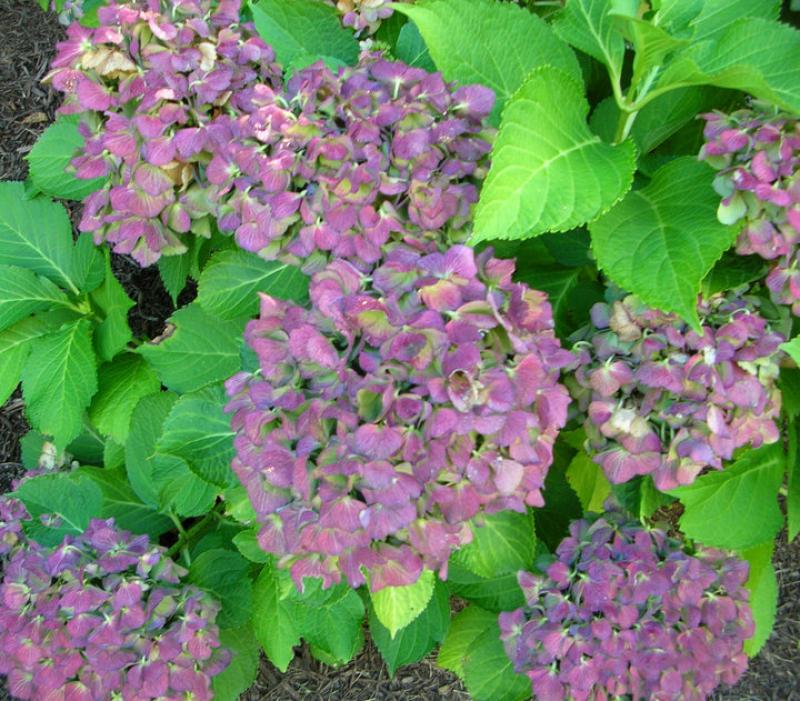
[0,1,798,699]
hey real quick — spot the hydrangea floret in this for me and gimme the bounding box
[0,498,229,701]
[499,509,753,701]
[325,0,399,36]
[700,106,800,312]
[225,243,573,591]
[570,293,783,490]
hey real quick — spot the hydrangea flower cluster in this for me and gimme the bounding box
[499,510,753,701]
[0,499,229,701]
[46,0,283,265]
[225,244,573,591]
[325,0,399,35]
[571,294,783,490]
[50,0,85,26]
[700,107,800,312]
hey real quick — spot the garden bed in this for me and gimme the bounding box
[1,1,799,700]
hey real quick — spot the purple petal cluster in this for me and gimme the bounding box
[0,497,26,557]
[700,107,800,313]
[0,504,229,701]
[499,510,753,701]
[571,294,783,490]
[46,0,282,265]
[325,0,399,36]
[225,244,573,591]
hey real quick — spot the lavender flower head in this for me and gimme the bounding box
[208,56,494,272]
[45,0,282,265]
[499,510,753,701]
[325,0,401,36]
[700,106,800,313]
[225,244,573,591]
[570,293,783,490]
[0,503,229,701]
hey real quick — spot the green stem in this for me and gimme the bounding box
[166,508,221,562]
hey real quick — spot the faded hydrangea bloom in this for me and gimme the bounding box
[225,244,573,591]
[0,503,229,701]
[499,510,753,701]
[46,0,282,265]
[324,0,402,36]
[700,106,800,313]
[570,294,783,490]
[50,0,85,25]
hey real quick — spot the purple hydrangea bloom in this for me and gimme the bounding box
[325,0,399,36]
[700,106,800,313]
[225,244,573,591]
[570,294,783,490]
[0,502,229,701]
[46,0,282,265]
[499,510,753,701]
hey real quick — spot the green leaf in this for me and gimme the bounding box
[781,336,800,366]
[71,233,105,294]
[197,250,309,320]
[553,0,626,84]
[74,465,172,539]
[652,0,704,37]
[462,621,530,701]
[438,605,497,677]
[395,0,580,121]
[26,115,108,201]
[0,265,71,333]
[251,0,358,68]
[369,579,450,675]
[90,251,134,363]
[370,569,435,638]
[89,354,160,444]
[212,625,261,701]
[532,443,583,552]
[687,0,781,43]
[156,385,236,488]
[189,549,253,629]
[779,368,800,422]
[590,157,739,329]
[566,449,611,513]
[445,560,525,612]
[158,254,192,306]
[125,392,177,507]
[103,439,125,470]
[14,473,103,546]
[22,319,98,448]
[701,252,767,297]
[138,304,246,393]
[657,18,800,114]
[252,562,301,672]
[669,443,785,550]
[233,529,270,563]
[787,421,800,543]
[741,539,778,657]
[151,453,219,518]
[393,22,435,72]
[0,183,79,295]
[472,67,636,244]
[452,511,535,579]
[0,314,62,405]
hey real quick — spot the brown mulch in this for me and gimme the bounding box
[1,1,799,700]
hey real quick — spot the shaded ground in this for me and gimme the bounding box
[0,1,798,699]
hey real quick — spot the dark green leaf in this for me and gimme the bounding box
[189,549,253,629]
[452,510,535,579]
[462,621,530,701]
[252,562,301,671]
[0,265,71,333]
[212,625,261,701]
[394,22,435,72]
[445,560,525,612]
[438,605,497,677]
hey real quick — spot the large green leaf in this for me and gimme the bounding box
[657,18,800,113]
[14,472,103,546]
[472,67,636,244]
[0,313,63,405]
[687,0,781,43]
[189,549,253,629]
[250,0,358,68]
[393,22,435,72]
[370,569,435,638]
[438,605,497,677]
[566,449,611,513]
[138,303,246,393]
[789,421,800,543]
[70,233,105,294]
[445,560,525,612]
[90,251,134,362]
[369,579,450,675]
[669,443,785,550]
[452,510,535,579]
[0,265,72,333]
[0,183,79,294]
[156,385,236,488]
[741,540,778,657]
[89,354,160,444]
[590,157,739,329]
[252,562,302,672]
[26,114,108,201]
[462,621,530,701]
[22,319,97,448]
[197,250,309,320]
[212,625,261,701]
[151,453,219,518]
[396,0,579,121]
[552,0,626,85]
[74,465,172,539]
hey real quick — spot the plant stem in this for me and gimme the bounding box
[166,508,221,562]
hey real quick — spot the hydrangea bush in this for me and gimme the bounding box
[5,0,800,699]
[570,293,784,490]
[499,510,753,701]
